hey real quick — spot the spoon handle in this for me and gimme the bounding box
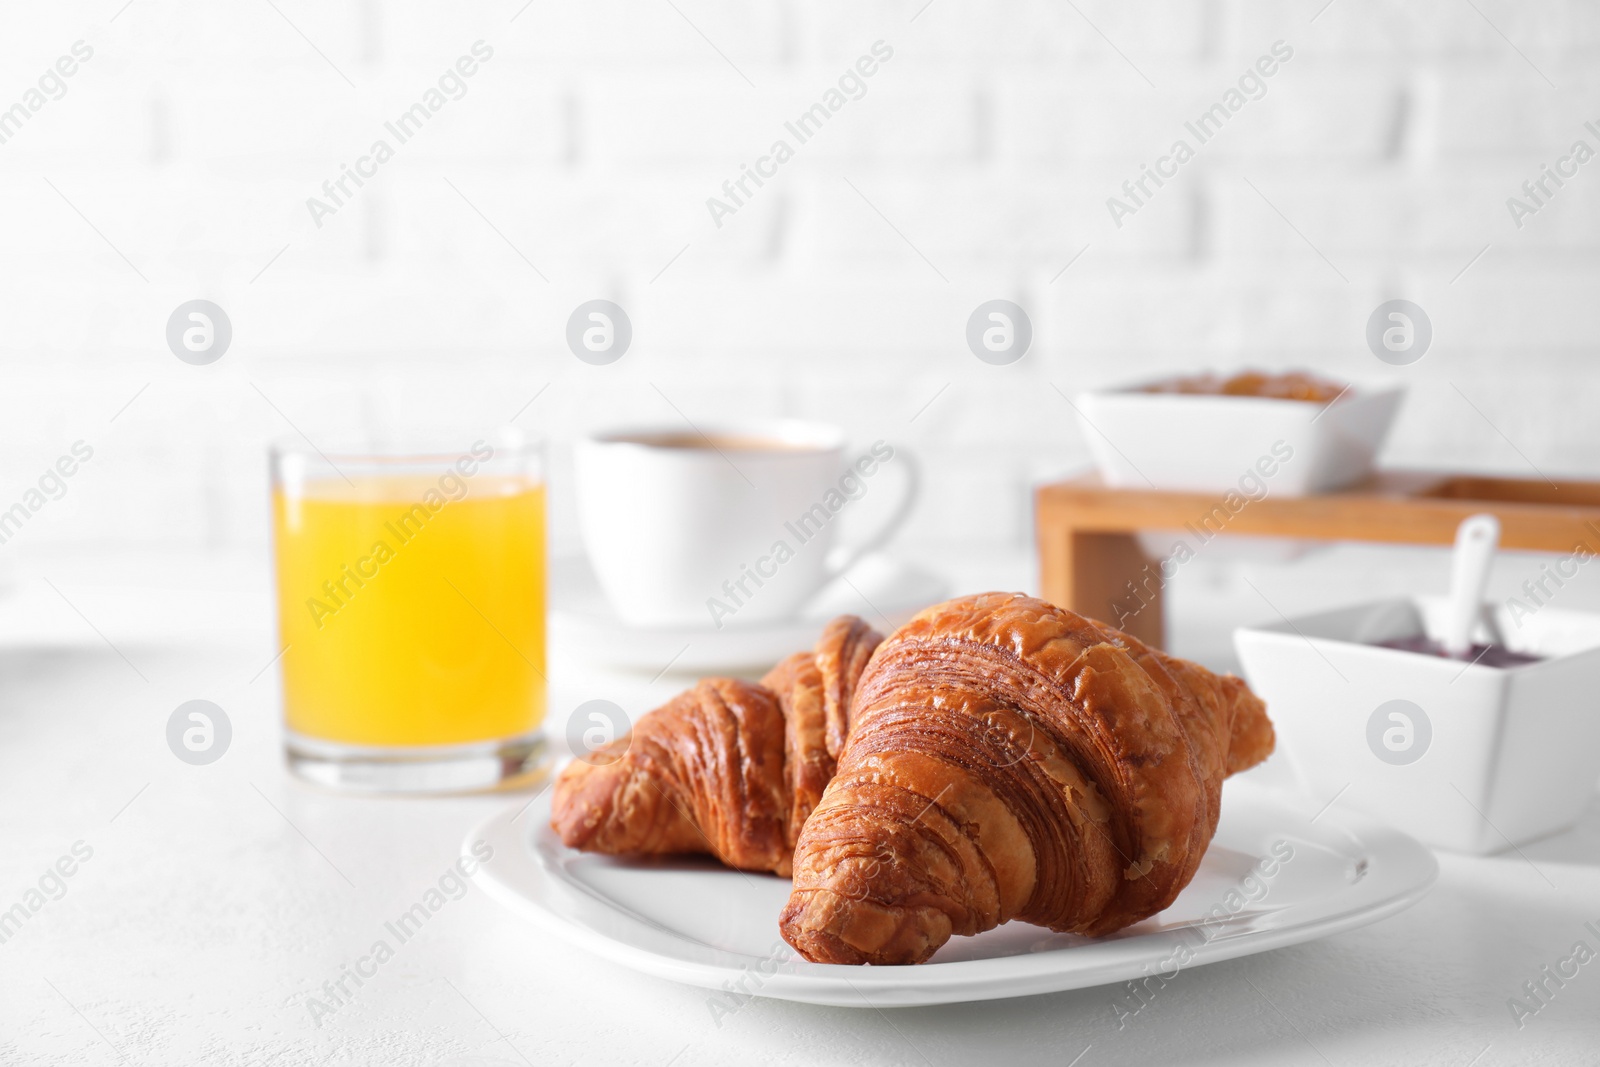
[1444,513,1500,657]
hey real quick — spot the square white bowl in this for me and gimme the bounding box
[1074,381,1404,496]
[1234,596,1600,854]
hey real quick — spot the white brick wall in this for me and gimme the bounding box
[2,0,1598,559]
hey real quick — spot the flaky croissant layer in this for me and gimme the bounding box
[550,617,883,876]
[549,593,1273,967]
[778,593,1273,965]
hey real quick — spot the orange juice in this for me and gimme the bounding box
[272,472,546,747]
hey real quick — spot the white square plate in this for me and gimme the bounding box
[468,781,1436,1007]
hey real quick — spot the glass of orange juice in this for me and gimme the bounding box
[270,433,547,793]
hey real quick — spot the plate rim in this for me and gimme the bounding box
[548,552,948,635]
[468,783,1439,1008]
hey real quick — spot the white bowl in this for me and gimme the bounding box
[1234,595,1600,854]
[1074,380,1404,496]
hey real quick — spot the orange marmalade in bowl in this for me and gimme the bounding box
[1141,370,1346,404]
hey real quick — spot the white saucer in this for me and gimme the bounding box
[549,552,948,674]
[469,781,1437,1007]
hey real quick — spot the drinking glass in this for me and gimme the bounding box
[269,433,547,792]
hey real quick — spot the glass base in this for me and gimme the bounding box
[285,730,550,796]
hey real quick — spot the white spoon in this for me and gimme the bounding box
[1443,513,1500,658]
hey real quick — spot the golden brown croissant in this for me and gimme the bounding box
[550,616,883,876]
[779,592,1274,965]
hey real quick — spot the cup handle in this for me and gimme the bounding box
[823,447,921,580]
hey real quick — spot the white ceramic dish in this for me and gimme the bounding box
[1074,380,1404,496]
[549,551,947,673]
[469,782,1436,1007]
[1235,596,1600,854]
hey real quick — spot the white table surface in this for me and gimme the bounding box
[3,545,1599,1067]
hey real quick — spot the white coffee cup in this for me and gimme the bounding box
[573,420,917,629]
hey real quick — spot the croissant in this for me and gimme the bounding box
[550,616,883,876]
[779,592,1274,965]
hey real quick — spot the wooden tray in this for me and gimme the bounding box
[1035,471,1600,649]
